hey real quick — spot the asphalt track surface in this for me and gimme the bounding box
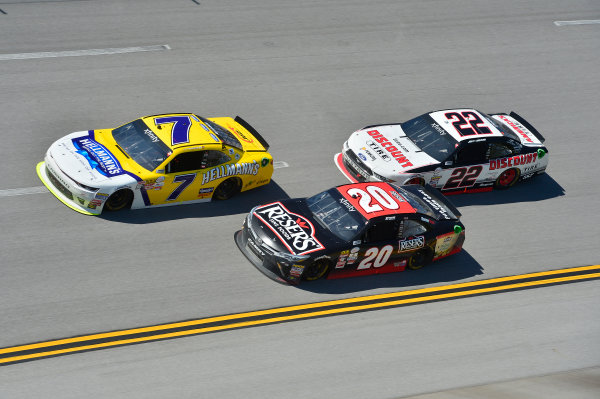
[0,0,599,398]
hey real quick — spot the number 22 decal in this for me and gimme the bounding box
[443,165,483,190]
[445,111,492,136]
[357,245,394,270]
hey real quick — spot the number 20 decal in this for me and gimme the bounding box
[357,245,394,270]
[443,165,483,190]
[346,186,399,213]
[154,116,192,146]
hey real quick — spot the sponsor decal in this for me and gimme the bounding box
[289,265,305,277]
[235,153,240,160]
[144,128,159,143]
[336,250,350,269]
[489,153,538,170]
[87,198,103,209]
[95,192,109,200]
[347,252,358,264]
[228,125,253,143]
[367,130,413,168]
[521,172,535,180]
[77,197,85,205]
[201,161,259,185]
[391,138,410,153]
[352,240,361,245]
[360,147,377,161]
[435,232,458,257]
[138,176,165,191]
[254,202,325,255]
[366,140,391,162]
[399,235,425,251]
[72,137,124,176]
[339,197,357,212]
[430,123,447,136]
[394,259,407,267]
[417,189,451,220]
[428,175,442,187]
[385,216,395,220]
[523,165,538,173]
[358,153,367,161]
[228,148,235,155]
[496,115,534,143]
[261,157,270,167]
[256,178,270,185]
[198,187,214,198]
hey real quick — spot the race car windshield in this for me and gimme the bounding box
[200,117,243,150]
[401,114,458,162]
[112,119,172,171]
[306,189,366,241]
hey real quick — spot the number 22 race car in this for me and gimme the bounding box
[37,113,273,215]
[335,109,548,194]
[235,182,465,285]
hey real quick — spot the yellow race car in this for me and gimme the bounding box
[37,113,273,215]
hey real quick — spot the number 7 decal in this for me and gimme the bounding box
[167,173,196,201]
[155,116,192,146]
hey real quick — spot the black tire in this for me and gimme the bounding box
[302,258,330,281]
[407,248,434,270]
[104,189,133,212]
[494,168,520,190]
[213,178,241,201]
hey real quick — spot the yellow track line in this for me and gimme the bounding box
[1,270,598,364]
[1,264,598,355]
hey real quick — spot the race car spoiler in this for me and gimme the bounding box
[509,112,545,143]
[235,116,270,151]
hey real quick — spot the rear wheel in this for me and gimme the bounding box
[302,258,330,281]
[494,168,520,189]
[407,248,433,270]
[104,189,133,211]
[213,178,241,200]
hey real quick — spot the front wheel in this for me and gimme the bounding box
[213,178,241,200]
[302,258,330,281]
[104,189,133,211]
[494,168,520,189]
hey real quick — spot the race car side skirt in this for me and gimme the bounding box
[234,116,270,151]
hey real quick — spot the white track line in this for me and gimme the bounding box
[0,162,288,198]
[0,45,171,61]
[554,19,600,26]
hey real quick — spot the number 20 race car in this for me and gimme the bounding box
[335,109,549,194]
[235,182,465,285]
[37,113,273,215]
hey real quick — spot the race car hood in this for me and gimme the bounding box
[47,131,130,186]
[347,124,438,175]
[250,199,329,257]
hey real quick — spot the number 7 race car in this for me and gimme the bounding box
[37,113,273,215]
[235,182,465,285]
[335,109,549,194]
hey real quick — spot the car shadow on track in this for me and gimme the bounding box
[298,250,483,294]
[448,173,565,207]
[99,180,291,224]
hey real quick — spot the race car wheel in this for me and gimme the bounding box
[104,189,133,212]
[495,168,520,189]
[213,178,241,201]
[407,248,433,270]
[302,258,330,281]
[406,177,425,186]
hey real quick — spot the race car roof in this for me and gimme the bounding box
[140,113,222,149]
[336,182,417,219]
[429,109,504,142]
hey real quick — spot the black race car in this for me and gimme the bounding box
[235,182,465,285]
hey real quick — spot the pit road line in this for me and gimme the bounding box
[1,265,598,366]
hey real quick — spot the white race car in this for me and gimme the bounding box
[335,109,548,194]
